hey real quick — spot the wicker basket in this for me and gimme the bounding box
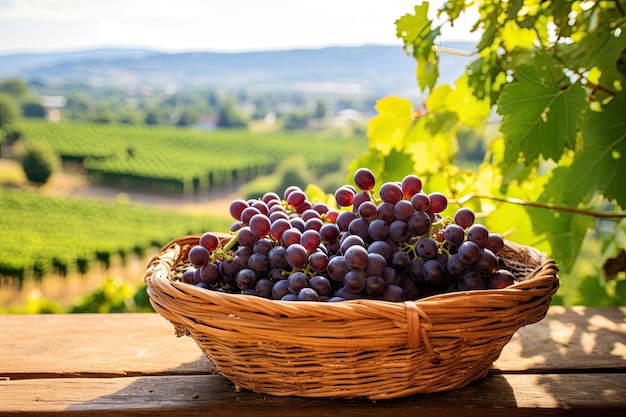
[144,233,559,399]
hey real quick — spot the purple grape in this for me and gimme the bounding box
[309,275,332,296]
[281,293,299,301]
[382,266,402,286]
[255,278,273,298]
[352,192,372,211]
[367,240,392,260]
[285,243,308,269]
[199,232,220,252]
[368,219,390,241]
[311,202,329,215]
[319,223,341,242]
[327,255,350,282]
[382,284,406,301]
[394,199,416,222]
[343,270,366,293]
[280,228,302,247]
[229,199,249,221]
[358,200,379,221]
[344,245,369,270]
[269,218,291,241]
[334,186,356,207]
[444,224,465,247]
[348,217,370,240]
[422,259,446,285]
[289,217,306,233]
[365,275,387,297]
[283,185,302,200]
[364,252,387,277]
[467,224,489,248]
[408,258,425,283]
[354,167,376,191]
[287,271,309,293]
[428,192,448,213]
[237,226,260,249]
[271,280,290,299]
[263,192,281,205]
[446,253,470,277]
[407,211,431,236]
[308,250,329,272]
[377,201,396,225]
[390,250,411,272]
[268,246,288,270]
[454,207,475,229]
[411,192,430,211]
[458,270,487,290]
[401,174,423,198]
[339,234,365,254]
[297,287,320,301]
[305,217,324,232]
[240,206,262,225]
[416,237,438,260]
[379,182,404,204]
[253,238,274,255]
[286,190,307,208]
[235,268,257,290]
[485,233,505,255]
[181,269,196,284]
[249,214,271,238]
[336,211,357,231]
[488,269,516,289]
[475,248,498,277]
[457,241,481,265]
[247,253,269,276]
[389,220,410,242]
[188,245,210,267]
[300,229,321,252]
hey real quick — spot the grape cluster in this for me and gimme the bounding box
[181,169,517,302]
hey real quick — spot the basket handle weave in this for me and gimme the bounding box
[404,301,436,354]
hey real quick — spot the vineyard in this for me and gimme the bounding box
[17,119,366,194]
[0,187,232,284]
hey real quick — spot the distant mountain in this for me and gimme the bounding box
[0,44,476,97]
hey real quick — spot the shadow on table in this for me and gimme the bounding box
[65,356,519,416]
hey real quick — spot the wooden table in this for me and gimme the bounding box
[1,306,625,416]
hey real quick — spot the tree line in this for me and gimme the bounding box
[0,78,374,133]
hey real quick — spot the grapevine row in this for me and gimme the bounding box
[0,188,232,284]
[18,120,365,194]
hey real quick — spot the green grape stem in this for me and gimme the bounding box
[453,193,626,220]
[210,232,239,263]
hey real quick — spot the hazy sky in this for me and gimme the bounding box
[0,0,479,55]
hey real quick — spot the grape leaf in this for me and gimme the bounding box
[541,95,626,208]
[395,2,441,92]
[367,97,413,154]
[550,0,574,38]
[575,10,626,71]
[498,59,587,164]
[528,206,594,270]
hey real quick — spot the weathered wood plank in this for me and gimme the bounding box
[1,373,624,416]
[0,313,215,379]
[493,306,626,372]
[1,307,624,380]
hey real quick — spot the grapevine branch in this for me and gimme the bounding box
[453,192,626,219]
